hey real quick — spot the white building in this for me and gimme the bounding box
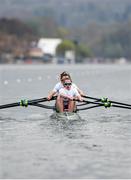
[37,38,62,56]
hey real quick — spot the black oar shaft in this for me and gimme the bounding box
[112,104,131,109]
[29,98,47,104]
[0,103,20,109]
[83,95,100,101]
[110,101,131,107]
[82,100,100,105]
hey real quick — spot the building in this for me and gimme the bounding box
[37,38,62,56]
[28,47,43,58]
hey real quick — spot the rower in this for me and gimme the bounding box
[47,71,84,101]
[56,79,83,112]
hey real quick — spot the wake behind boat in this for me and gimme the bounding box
[50,111,81,121]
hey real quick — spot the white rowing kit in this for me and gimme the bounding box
[53,82,78,93]
[59,86,80,98]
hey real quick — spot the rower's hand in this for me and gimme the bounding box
[68,96,74,100]
[81,93,85,96]
[73,96,83,102]
[47,96,52,101]
[77,96,84,102]
[79,97,84,102]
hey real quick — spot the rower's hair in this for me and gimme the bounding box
[60,71,72,81]
[63,77,72,83]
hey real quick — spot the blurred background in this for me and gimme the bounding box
[0,0,131,64]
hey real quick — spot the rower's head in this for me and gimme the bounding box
[63,79,72,90]
[60,71,72,82]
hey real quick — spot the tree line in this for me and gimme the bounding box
[0,17,131,63]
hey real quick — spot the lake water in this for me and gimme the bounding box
[0,64,131,179]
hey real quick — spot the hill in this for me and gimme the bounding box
[0,0,131,27]
[0,18,35,37]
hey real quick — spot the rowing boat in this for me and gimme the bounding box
[0,96,131,118]
[50,111,81,121]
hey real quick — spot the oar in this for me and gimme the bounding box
[111,104,131,110]
[0,99,48,109]
[27,96,56,104]
[0,96,56,110]
[81,100,131,110]
[75,99,131,110]
[77,99,100,106]
[77,102,89,106]
[83,95,131,107]
[0,102,20,109]
[107,100,131,107]
[82,95,100,101]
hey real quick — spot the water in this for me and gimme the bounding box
[0,64,131,179]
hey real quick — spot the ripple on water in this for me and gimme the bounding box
[0,108,131,179]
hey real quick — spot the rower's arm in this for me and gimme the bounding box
[77,95,83,102]
[77,88,85,96]
[47,91,57,100]
[73,83,85,96]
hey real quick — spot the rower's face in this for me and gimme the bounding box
[61,75,70,83]
[63,80,72,90]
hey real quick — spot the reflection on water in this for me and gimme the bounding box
[0,64,131,179]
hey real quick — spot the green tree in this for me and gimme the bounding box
[56,40,75,56]
[56,39,92,62]
[76,44,92,58]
